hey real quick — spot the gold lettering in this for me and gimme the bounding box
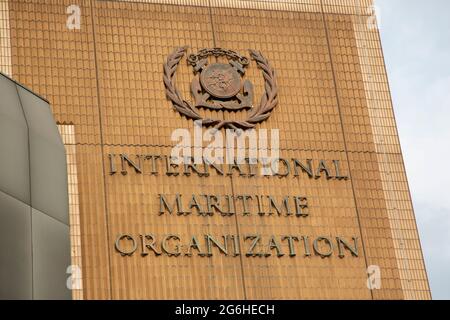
[230,235,241,256]
[184,157,207,177]
[120,154,142,175]
[245,235,262,257]
[108,154,117,175]
[115,234,137,256]
[164,155,179,176]
[145,155,161,175]
[275,158,290,177]
[267,235,284,257]
[301,236,311,257]
[204,159,224,176]
[313,236,334,258]
[227,162,246,177]
[187,194,205,216]
[282,236,299,257]
[203,195,224,216]
[237,195,253,216]
[292,159,314,178]
[333,160,349,180]
[186,236,206,257]
[267,196,282,216]
[255,195,265,216]
[162,235,181,256]
[316,160,332,179]
[205,234,228,256]
[140,234,162,256]
[336,237,358,258]
[224,195,235,216]
[245,158,257,177]
[294,196,308,217]
[158,194,184,215]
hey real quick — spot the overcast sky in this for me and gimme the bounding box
[376,0,450,300]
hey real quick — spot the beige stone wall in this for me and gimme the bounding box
[1,0,430,300]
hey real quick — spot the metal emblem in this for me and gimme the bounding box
[200,63,241,99]
[164,47,278,130]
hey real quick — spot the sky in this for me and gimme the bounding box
[376,0,450,300]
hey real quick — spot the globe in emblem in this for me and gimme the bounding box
[200,63,241,99]
[164,47,278,130]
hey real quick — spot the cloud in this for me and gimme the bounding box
[377,0,450,299]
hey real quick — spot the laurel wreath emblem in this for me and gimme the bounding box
[163,46,278,130]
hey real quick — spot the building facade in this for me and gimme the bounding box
[0,0,431,300]
[0,72,71,300]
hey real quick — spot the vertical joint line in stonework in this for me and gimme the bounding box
[206,0,246,299]
[207,0,217,47]
[319,0,374,300]
[90,0,114,300]
[229,177,248,300]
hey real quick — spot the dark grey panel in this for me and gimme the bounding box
[16,85,62,145]
[0,190,32,300]
[16,86,69,225]
[0,74,30,204]
[32,209,71,300]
